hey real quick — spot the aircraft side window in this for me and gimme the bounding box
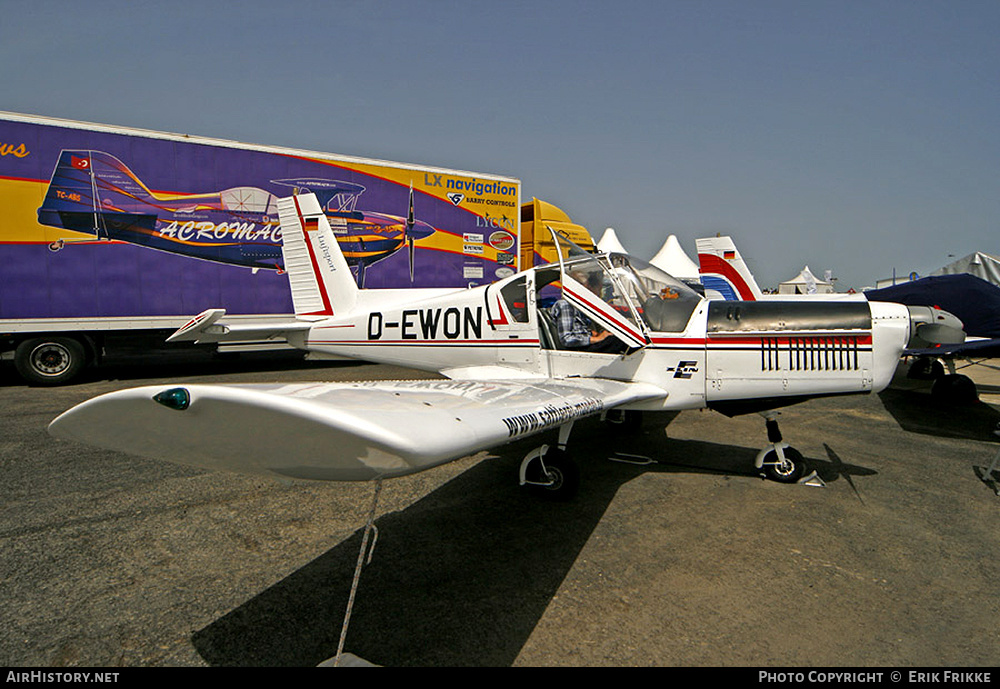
[533,267,563,350]
[499,276,529,323]
[534,266,562,309]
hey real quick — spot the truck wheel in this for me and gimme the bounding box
[14,337,87,386]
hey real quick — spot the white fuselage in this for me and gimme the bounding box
[286,267,912,415]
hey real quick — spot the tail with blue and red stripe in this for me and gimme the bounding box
[696,235,763,301]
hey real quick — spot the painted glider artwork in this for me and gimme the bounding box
[50,193,967,497]
[36,150,434,285]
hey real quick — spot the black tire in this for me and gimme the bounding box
[527,448,579,501]
[14,337,87,386]
[762,446,806,483]
[931,374,978,405]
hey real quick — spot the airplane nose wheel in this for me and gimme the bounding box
[756,413,807,483]
[760,445,806,483]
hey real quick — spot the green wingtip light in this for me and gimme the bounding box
[153,387,191,411]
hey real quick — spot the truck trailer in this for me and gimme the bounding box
[0,112,522,384]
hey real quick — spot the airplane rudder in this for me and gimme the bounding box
[50,149,156,203]
[45,150,95,194]
[722,239,763,300]
[695,235,763,301]
[278,193,358,317]
[306,196,358,315]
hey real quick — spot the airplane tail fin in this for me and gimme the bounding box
[695,235,763,301]
[277,193,358,317]
[37,150,161,232]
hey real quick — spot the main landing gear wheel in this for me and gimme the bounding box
[520,445,580,501]
[760,446,806,483]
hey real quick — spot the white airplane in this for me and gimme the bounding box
[49,194,964,497]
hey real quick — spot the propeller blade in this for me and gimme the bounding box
[407,183,416,282]
[408,236,415,282]
[407,183,415,229]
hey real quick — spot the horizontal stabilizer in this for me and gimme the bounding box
[49,379,665,482]
[166,308,310,344]
[167,309,228,342]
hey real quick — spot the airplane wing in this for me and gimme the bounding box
[49,378,666,482]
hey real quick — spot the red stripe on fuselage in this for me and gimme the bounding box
[489,295,510,326]
[306,339,540,347]
[706,335,873,346]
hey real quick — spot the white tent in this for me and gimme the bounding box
[778,266,835,295]
[650,235,699,279]
[596,227,628,255]
[930,251,1000,287]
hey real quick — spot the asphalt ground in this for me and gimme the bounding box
[1,352,998,667]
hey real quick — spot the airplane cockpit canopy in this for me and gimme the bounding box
[544,228,701,335]
[608,253,701,332]
[219,187,279,215]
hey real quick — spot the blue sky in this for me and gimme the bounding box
[2,0,997,289]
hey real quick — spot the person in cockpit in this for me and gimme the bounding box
[550,271,627,353]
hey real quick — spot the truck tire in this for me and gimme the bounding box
[14,337,87,386]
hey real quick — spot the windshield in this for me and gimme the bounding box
[608,253,702,332]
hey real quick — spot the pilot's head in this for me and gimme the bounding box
[571,270,603,296]
[586,271,603,294]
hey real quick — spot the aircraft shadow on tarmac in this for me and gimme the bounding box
[623,437,876,487]
[191,431,633,667]
[878,388,1000,444]
[190,419,874,667]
